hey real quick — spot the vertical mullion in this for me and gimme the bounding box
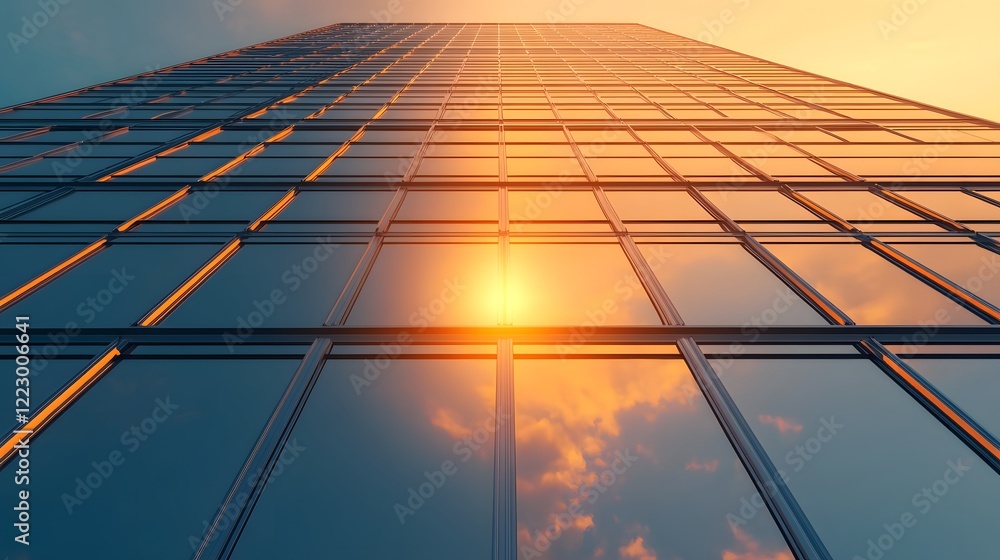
[494,29,516,559]
[492,338,516,560]
[500,181,511,326]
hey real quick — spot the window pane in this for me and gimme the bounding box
[2,156,128,180]
[0,242,97,294]
[0,242,223,328]
[136,191,288,232]
[232,358,495,559]
[889,243,1000,307]
[323,156,407,178]
[506,157,585,178]
[638,243,827,325]
[802,190,944,231]
[586,157,671,179]
[667,156,760,179]
[2,358,89,435]
[748,157,838,179]
[703,190,817,221]
[606,190,714,221]
[766,242,985,325]
[14,191,171,223]
[0,356,298,558]
[904,358,1000,440]
[348,242,499,325]
[162,242,368,327]
[392,190,498,232]
[414,157,499,178]
[508,190,606,222]
[125,156,236,178]
[0,190,47,210]
[509,242,660,326]
[897,190,1000,222]
[395,190,498,222]
[505,144,575,157]
[226,157,327,178]
[701,190,836,232]
[715,357,1000,560]
[263,190,394,231]
[515,357,793,560]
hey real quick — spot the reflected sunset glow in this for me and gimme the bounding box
[512,357,794,560]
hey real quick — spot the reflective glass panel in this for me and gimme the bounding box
[136,191,287,231]
[897,190,1000,222]
[0,242,97,295]
[232,358,495,559]
[605,190,714,221]
[395,190,498,222]
[13,191,168,223]
[508,190,606,222]
[0,242,223,328]
[163,242,368,327]
[765,242,985,325]
[904,358,1000,440]
[638,243,827,325]
[509,242,660,326]
[0,356,298,558]
[803,191,944,232]
[515,357,794,560]
[715,357,1000,560]
[348,242,499,326]
[888,243,1000,308]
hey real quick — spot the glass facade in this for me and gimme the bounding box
[1,23,999,560]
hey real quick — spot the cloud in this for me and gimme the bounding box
[619,536,657,560]
[722,526,794,560]
[514,359,699,548]
[757,414,804,435]
[429,406,474,440]
[684,459,720,473]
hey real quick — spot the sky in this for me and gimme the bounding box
[1,0,997,123]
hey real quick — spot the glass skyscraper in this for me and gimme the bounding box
[1,23,999,560]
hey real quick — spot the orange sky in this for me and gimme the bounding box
[223,0,1000,123]
[3,0,995,123]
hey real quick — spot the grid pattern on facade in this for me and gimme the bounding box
[1,23,999,560]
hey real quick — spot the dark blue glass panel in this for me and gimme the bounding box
[232,358,495,559]
[905,358,1000,440]
[0,356,298,558]
[162,241,368,328]
[715,356,1000,559]
[0,242,222,328]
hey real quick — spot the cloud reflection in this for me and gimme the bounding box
[513,357,793,560]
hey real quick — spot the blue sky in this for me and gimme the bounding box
[1,0,318,107]
[2,0,998,122]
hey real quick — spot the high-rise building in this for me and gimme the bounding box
[1,23,999,560]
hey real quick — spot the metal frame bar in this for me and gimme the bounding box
[192,337,333,559]
[678,338,833,560]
